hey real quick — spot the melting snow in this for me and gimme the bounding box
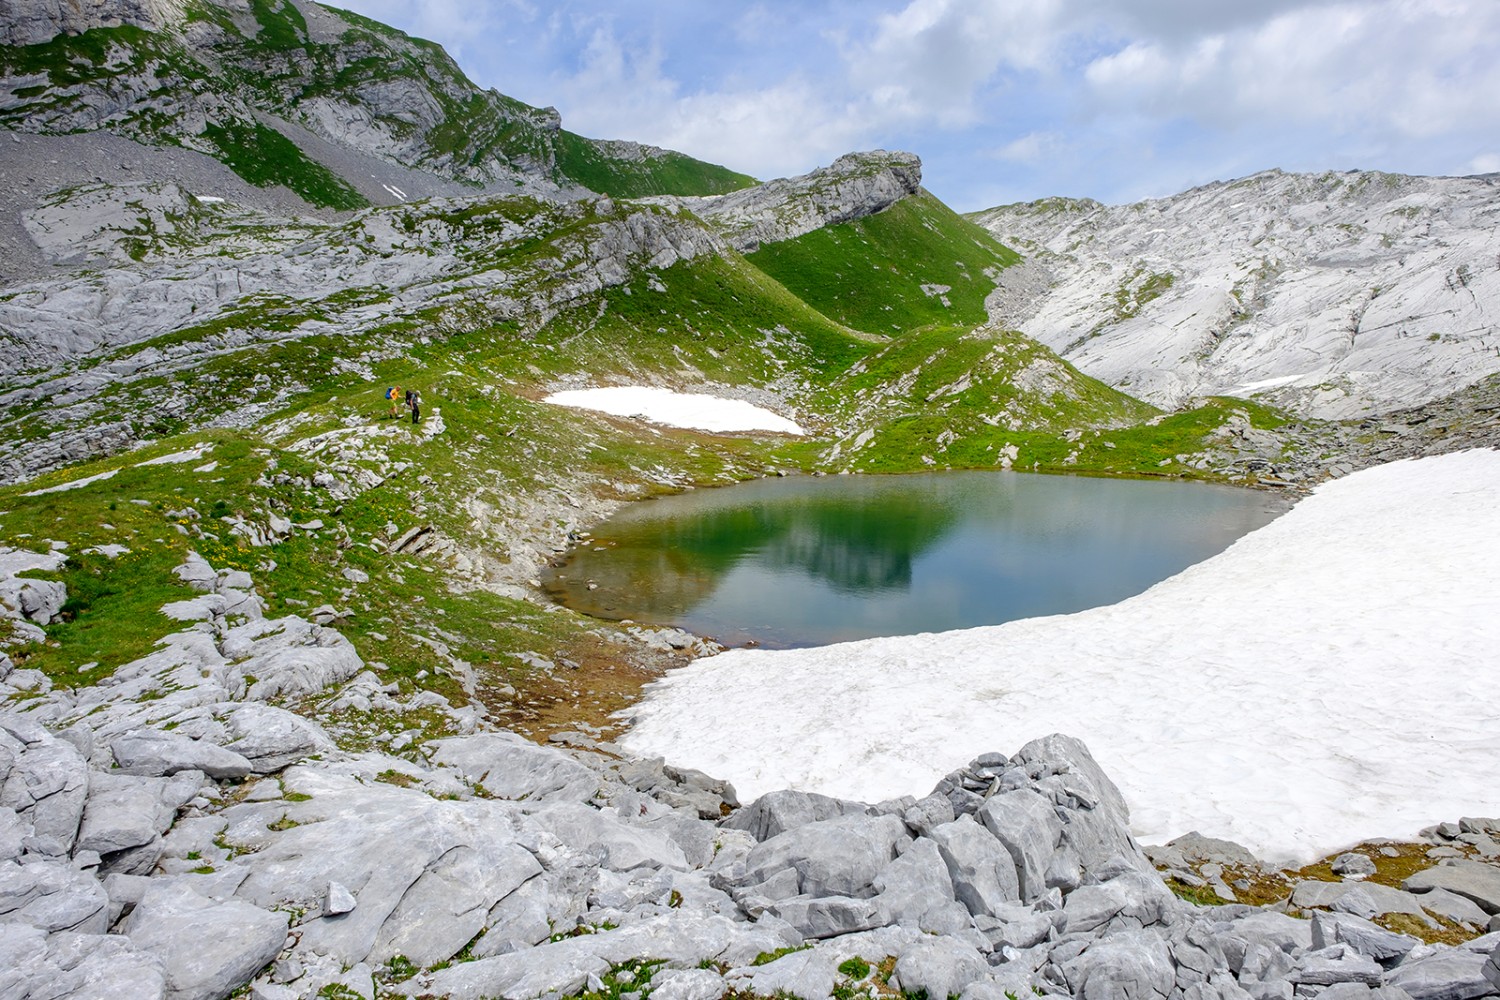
[544,387,804,435]
[136,444,214,466]
[21,469,119,496]
[621,450,1500,864]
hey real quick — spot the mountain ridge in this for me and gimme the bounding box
[973,167,1500,419]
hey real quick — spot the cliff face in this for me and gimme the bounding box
[975,169,1500,418]
[0,0,170,46]
[676,150,923,253]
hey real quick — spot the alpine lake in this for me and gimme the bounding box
[544,471,1286,649]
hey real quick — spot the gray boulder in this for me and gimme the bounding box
[978,788,1063,902]
[1012,734,1152,877]
[74,772,184,875]
[1061,869,1175,935]
[0,923,168,1000]
[930,814,1021,917]
[1162,832,1261,868]
[894,936,990,999]
[1,735,89,855]
[124,881,288,1000]
[769,894,889,939]
[220,704,334,774]
[743,812,909,899]
[230,786,543,968]
[1384,949,1495,1000]
[1311,912,1420,963]
[724,944,843,1000]
[527,801,689,872]
[429,732,599,803]
[1421,888,1492,927]
[872,836,959,929]
[1335,853,1380,878]
[903,793,956,837]
[0,806,25,862]
[1290,945,1384,987]
[111,730,254,781]
[1060,929,1176,1000]
[471,867,594,957]
[1404,862,1500,915]
[1293,880,1432,920]
[0,857,109,933]
[722,788,870,842]
[651,968,728,1000]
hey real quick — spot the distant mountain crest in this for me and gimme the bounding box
[0,0,755,212]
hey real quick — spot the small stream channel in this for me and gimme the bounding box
[544,471,1285,648]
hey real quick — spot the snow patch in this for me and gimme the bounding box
[544,387,804,435]
[21,469,118,496]
[136,444,213,466]
[621,450,1500,864]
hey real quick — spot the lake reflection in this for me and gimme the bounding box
[544,472,1283,648]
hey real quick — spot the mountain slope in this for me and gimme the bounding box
[747,189,1020,335]
[0,0,753,218]
[974,169,1500,418]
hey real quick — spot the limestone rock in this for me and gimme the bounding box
[1,731,89,855]
[428,732,599,803]
[894,936,990,1000]
[978,788,1064,902]
[1060,928,1176,1000]
[743,812,910,899]
[722,788,870,842]
[672,151,922,253]
[872,836,959,929]
[0,857,109,933]
[111,730,254,781]
[1384,949,1495,1000]
[126,881,288,1000]
[929,814,1021,917]
[1404,862,1500,915]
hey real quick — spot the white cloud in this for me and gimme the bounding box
[551,23,869,179]
[1470,154,1500,174]
[988,131,1064,164]
[1081,1,1500,139]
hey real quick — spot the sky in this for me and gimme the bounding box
[333,0,1500,211]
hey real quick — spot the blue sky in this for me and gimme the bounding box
[334,0,1500,211]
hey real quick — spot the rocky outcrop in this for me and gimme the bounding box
[5,553,1500,1000]
[974,169,1500,419]
[672,150,922,252]
[0,0,169,47]
[0,186,724,484]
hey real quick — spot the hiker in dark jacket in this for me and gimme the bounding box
[409,389,421,425]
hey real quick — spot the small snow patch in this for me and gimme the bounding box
[22,469,118,496]
[544,387,804,435]
[137,444,214,467]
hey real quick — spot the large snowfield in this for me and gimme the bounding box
[621,449,1500,864]
[544,386,805,435]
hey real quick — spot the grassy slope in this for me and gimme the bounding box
[551,131,757,199]
[746,191,1020,335]
[0,184,1299,745]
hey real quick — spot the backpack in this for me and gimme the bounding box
[385,387,396,400]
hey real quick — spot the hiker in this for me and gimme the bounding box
[385,385,402,418]
[409,388,422,425]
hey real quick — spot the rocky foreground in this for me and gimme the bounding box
[4,549,1500,1000]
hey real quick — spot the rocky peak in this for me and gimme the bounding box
[676,149,923,252]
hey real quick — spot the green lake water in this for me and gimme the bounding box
[544,471,1284,648]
